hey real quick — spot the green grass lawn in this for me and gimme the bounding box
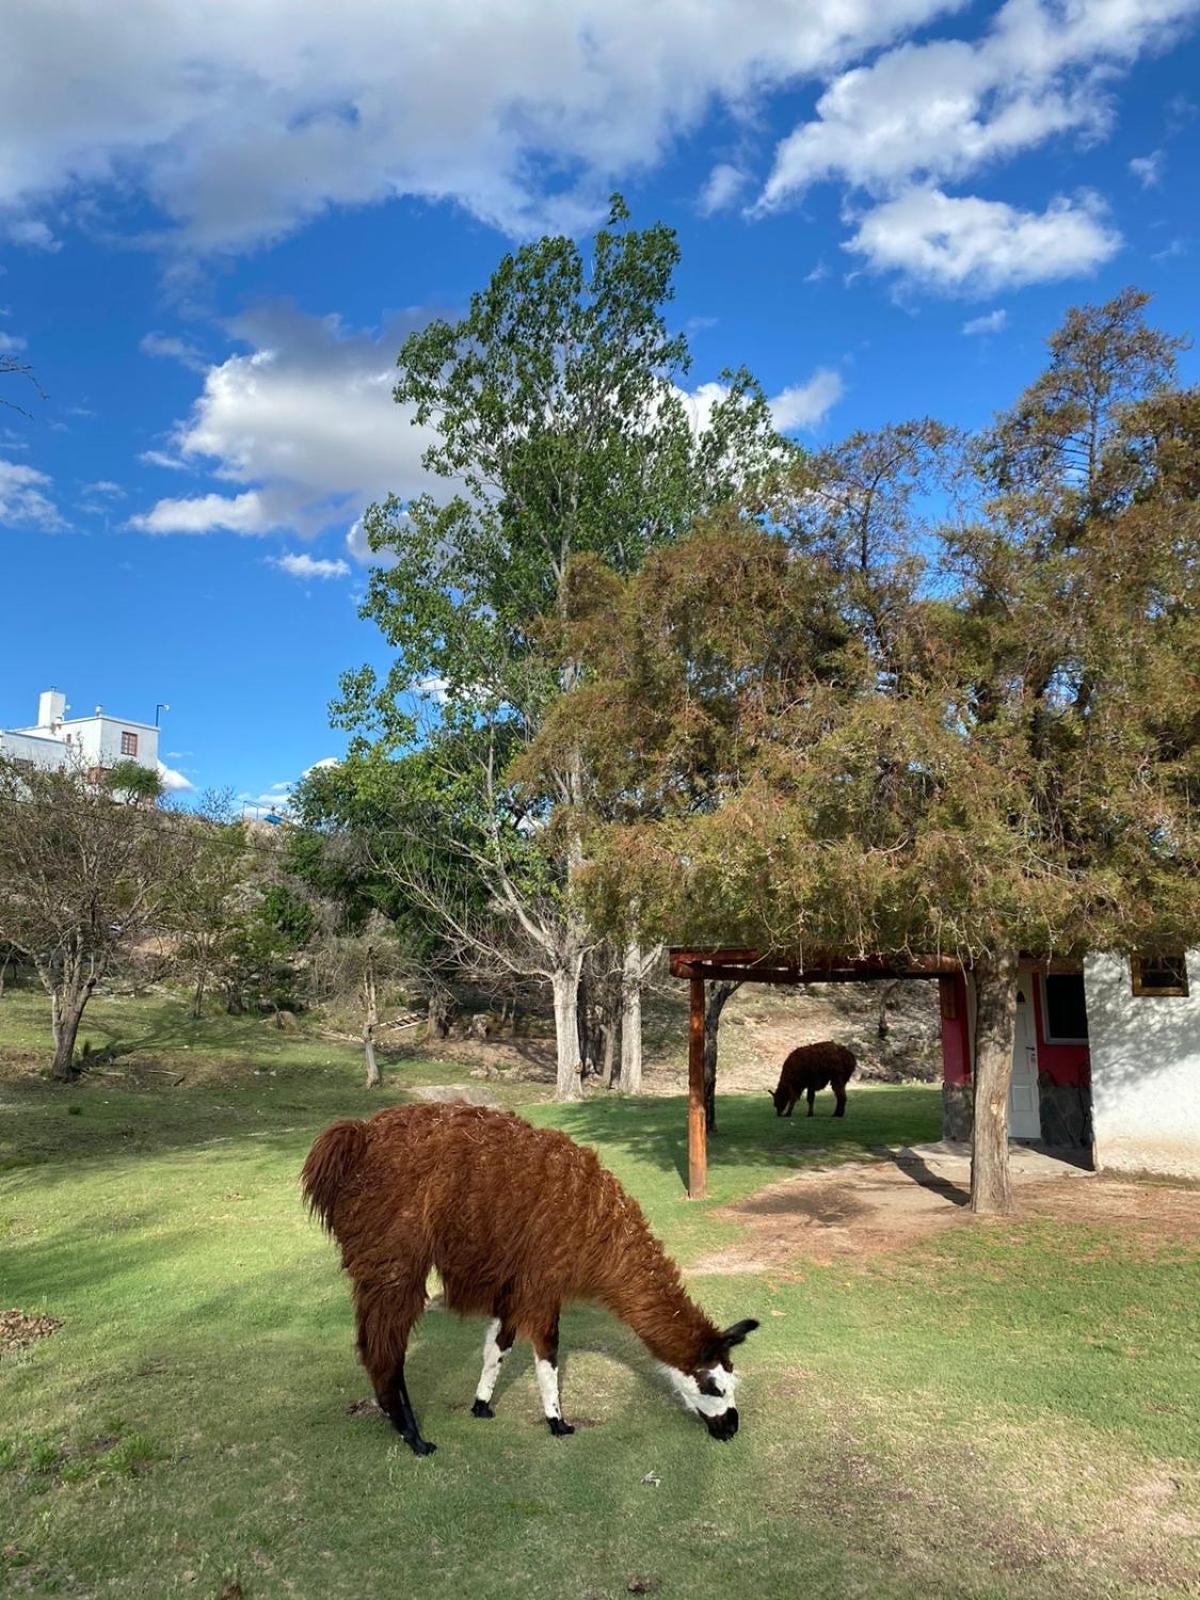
[1,989,1198,1599]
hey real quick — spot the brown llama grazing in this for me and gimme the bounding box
[770,1041,856,1118]
[301,1102,757,1456]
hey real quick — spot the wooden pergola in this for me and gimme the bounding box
[670,948,963,1198]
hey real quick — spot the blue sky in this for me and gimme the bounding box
[2,0,1198,807]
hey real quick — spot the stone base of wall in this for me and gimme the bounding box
[942,1079,1093,1147]
[942,1082,973,1141]
[1038,1080,1092,1148]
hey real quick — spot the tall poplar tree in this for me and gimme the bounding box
[338,198,783,1097]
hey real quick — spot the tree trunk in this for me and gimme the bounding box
[362,948,380,1089]
[970,951,1020,1216]
[50,984,91,1081]
[0,948,9,999]
[551,959,584,1101]
[619,938,644,1093]
[426,989,453,1041]
[703,980,741,1134]
[601,1015,616,1086]
[576,968,590,1076]
[192,963,207,1020]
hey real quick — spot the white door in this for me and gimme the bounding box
[1008,986,1041,1140]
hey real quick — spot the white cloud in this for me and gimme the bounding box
[140,331,207,372]
[131,303,823,552]
[678,369,843,438]
[846,187,1120,295]
[758,0,1200,210]
[303,756,340,776]
[1152,237,1186,261]
[414,676,450,704]
[138,449,189,471]
[4,218,60,251]
[269,551,351,580]
[769,368,844,431]
[0,1,962,252]
[698,162,748,216]
[346,515,399,570]
[0,330,27,352]
[1129,151,1164,187]
[130,489,280,535]
[129,304,442,539]
[962,308,1007,335]
[0,459,66,530]
[83,479,124,497]
[156,759,193,793]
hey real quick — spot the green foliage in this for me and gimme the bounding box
[329,202,788,1083]
[103,760,164,803]
[260,882,316,947]
[544,290,1200,965]
[338,197,784,742]
[289,749,481,973]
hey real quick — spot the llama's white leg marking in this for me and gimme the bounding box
[474,1318,508,1404]
[535,1356,562,1421]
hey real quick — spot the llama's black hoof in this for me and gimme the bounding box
[547,1418,575,1437]
[471,1399,495,1419]
[405,1436,437,1456]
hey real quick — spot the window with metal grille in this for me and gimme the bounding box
[1131,954,1189,998]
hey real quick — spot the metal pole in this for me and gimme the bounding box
[688,976,707,1200]
[154,703,170,727]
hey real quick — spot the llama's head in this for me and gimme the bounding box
[663,1319,759,1440]
[768,1085,790,1117]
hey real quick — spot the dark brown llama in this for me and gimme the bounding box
[301,1102,758,1456]
[770,1041,856,1118]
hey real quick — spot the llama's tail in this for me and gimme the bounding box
[301,1118,368,1233]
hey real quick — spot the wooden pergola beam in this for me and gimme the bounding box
[670,948,962,984]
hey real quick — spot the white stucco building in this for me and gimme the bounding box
[0,688,160,779]
[938,947,1200,1180]
[1085,951,1200,1179]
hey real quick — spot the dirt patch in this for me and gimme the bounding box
[1023,1175,1200,1241]
[0,1309,62,1357]
[694,1164,1200,1273]
[346,1397,383,1418]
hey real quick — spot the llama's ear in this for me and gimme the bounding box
[702,1318,760,1362]
[720,1318,760,1349]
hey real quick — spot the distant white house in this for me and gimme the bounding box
[0,688,161,781]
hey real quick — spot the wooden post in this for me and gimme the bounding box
[688,976,707,1199]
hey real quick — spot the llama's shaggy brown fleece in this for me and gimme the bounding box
[773,1040,856,1116]
[302,1103,747,1431]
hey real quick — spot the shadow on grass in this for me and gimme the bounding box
[538,1085,943,1195]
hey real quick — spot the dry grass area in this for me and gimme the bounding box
[768,1399,1200,1600]
[695,1162,1200,1273]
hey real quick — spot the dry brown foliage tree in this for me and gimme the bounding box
[0,759,190,1078]
[528,290,1200,1213]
